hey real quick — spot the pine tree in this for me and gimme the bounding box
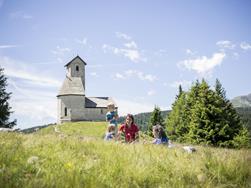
[0,67,16,128]
[166,85,189,141]
[167,78,249,148]
[187,79,217,144]
[148,106,164,136]
[213,79,249,147]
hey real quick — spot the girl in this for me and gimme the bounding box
[152,125,168,145]
[104,124,116,141]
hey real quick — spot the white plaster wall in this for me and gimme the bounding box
[84,108,107,121]
[57,95,86,123]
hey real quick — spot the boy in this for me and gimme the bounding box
[106,102,119,127]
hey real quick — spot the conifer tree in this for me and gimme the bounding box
[0,67,16,128]
[166,85,189,141]
[187,79,217,144]
[148,106,164,136]
[213,79,249,147]
[166,79,249,148]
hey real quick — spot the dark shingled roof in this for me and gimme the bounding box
[85,97,117,108]
[65,55,87,67]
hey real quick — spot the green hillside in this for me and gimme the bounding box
[1,122,250,188]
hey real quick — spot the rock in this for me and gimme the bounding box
[183,146,196,153]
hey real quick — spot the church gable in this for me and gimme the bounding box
[64,55,87,67]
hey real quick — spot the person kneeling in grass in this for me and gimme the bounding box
[117,114,139,143]
[104,124,116,141]
[152,124,169,145]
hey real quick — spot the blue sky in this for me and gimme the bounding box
[0,0,251,129]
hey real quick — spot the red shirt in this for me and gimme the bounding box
[119,123,139,142]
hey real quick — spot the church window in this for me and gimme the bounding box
[64,107,67,116]
[76,65,79,71]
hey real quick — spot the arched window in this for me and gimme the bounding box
[76,65,79,71]
[64,107,67,116]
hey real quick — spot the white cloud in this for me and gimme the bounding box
[147,90,156,96]
[170,80,192,90]
[90,72,98,77]
[0,45,18,49]
[124,41,137,49]
[115,70,157,82]
[179,52,226,76]
[51,46,71,55]
[216,40,235,49]
[75,38,87,45]
[186,49,197,56]
[103,32,147,63]
[8,80,57,128]
[0,56,59,128]
[9,11,33,20]
[125,70,157,82]
[114,73,126,80]
[115,32,132,40]
[240,41,251,50]
[154,49,168,57]
[115,98,169,116]
[115,98,154,115]
[0,56,61,87]
[102,44,146,63]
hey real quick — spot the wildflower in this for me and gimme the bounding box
[27,156,39,164]
[64,162,73,169]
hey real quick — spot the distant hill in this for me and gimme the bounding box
[231,93,251,108]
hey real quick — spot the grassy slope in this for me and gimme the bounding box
[0,122,251,188]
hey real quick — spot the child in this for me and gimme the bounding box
[152,124,168,145]
[106,102,119,127]
[104,124,116,141]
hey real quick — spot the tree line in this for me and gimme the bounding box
[148,79,250,148]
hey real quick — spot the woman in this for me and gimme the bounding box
[118,114,139,143]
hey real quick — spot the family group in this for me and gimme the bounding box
[104,103,169,145]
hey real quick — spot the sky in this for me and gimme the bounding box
[0,0,251,129]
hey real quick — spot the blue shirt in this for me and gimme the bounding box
[106,111,118,126]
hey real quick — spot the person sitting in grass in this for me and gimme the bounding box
[152,124,169,145]
[104,124,116,141]
[117,114,139,143]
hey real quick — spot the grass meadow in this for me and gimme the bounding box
[0,122,250,188]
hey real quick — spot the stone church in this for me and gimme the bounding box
[57,56,117,124]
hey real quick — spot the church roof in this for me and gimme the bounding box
[85,97,117,108]
[65,55,87,67]
[57,76,85,96]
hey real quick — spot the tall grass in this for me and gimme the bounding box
[0,122,250,188]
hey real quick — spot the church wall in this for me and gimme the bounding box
[58,95,86,123]
[83,108,107,121]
